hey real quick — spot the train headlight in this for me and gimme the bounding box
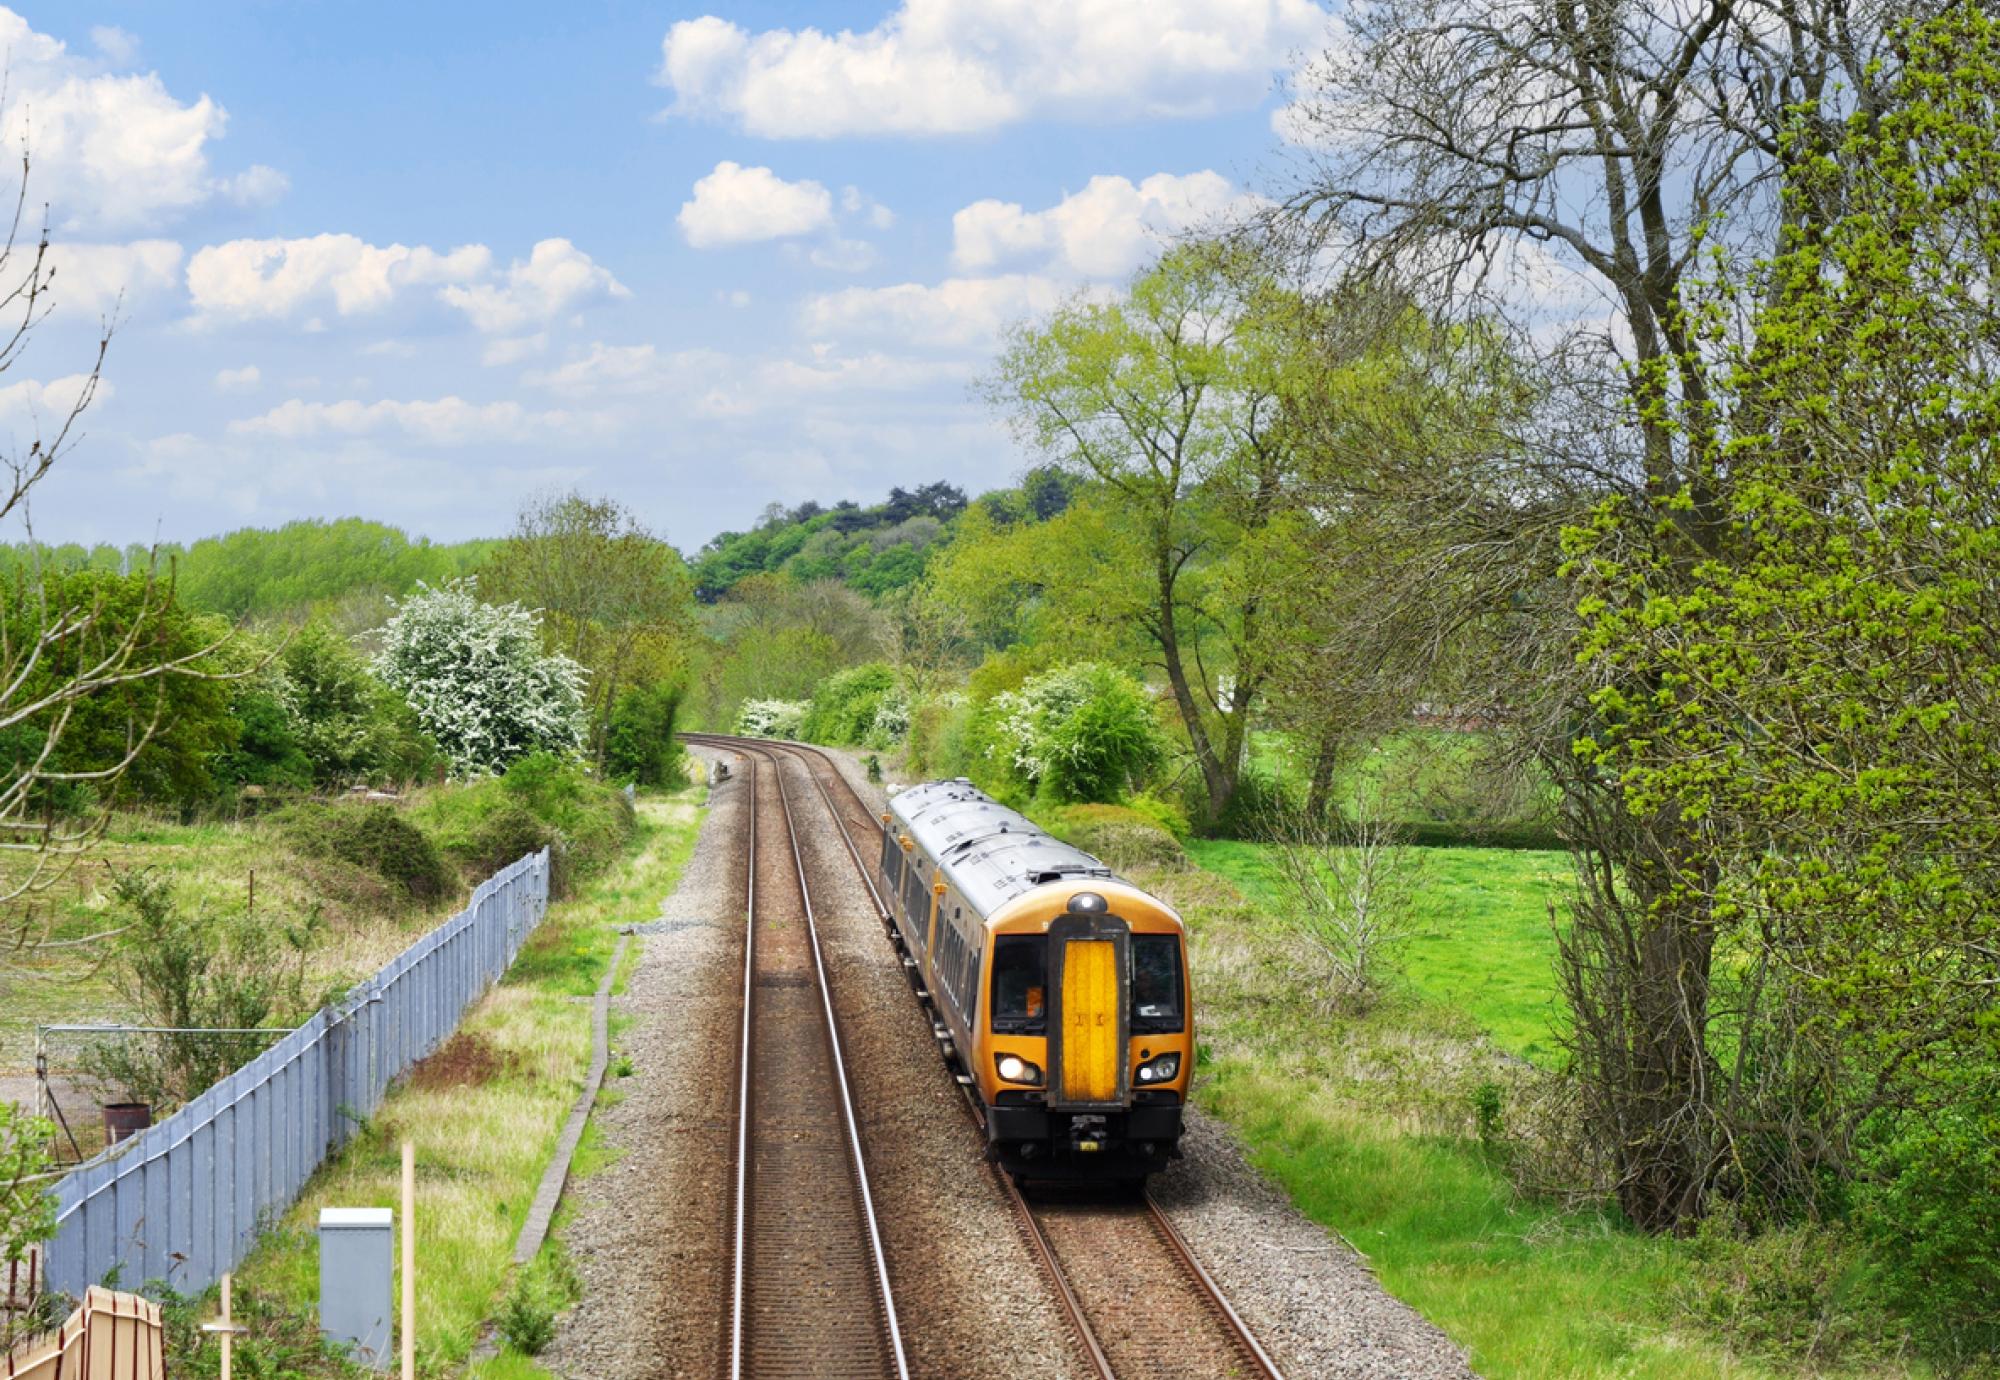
[1137,1053,1181,1083]
[996,1054,1043,1085]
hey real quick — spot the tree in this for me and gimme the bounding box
[990,243,1301,827]
[373,580,586,777]
[1278,0,1924,1231]
[1568,3,2000,1254]
[481,491,694,769]
[280,621,438,786]
[0,143,238,918]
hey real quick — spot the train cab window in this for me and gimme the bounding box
[991,935,1048,1033]
[1131,935,1184,1033]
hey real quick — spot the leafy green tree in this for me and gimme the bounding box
[481,491,695,769]
[989,243,1302,826]
[280,621,439,787]
[603,682,686,787]
[1567,4,2000,1270]
[990,663,1163,804]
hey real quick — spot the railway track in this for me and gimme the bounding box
[722,743,909,1380]
[686,734,1286,1380]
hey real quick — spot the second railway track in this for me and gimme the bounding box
[688,733,1285,1380]
[726,744,909,1380]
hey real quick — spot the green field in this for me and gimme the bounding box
[1189,840,1572,1061]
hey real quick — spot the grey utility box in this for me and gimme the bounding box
[320,1207,394,1368]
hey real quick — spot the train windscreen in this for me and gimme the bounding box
[1131,934,1184,1033]
[991,935,1047,1033]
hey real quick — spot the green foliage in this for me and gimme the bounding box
[602,682,685,786]
[89,869,321,1109]
[209,678,314,794]
[690,483,965,602]
[990,662,1163,803]
[0,566,238,809]
[413,753,635,899]
[170,518,492,622]
[799,662,899,745]
[497,1250,581,1355]
[160,1271,372,1378]
[282,621,440,787]
[283,802,454,904]
[0,1101,53,1268]
[1855,1092,2000,1361]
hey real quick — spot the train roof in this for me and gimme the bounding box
[888,778,1118,917]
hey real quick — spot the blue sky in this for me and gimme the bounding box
[6,1,1329,553]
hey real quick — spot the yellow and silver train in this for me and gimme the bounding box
[878,779,1191,1182]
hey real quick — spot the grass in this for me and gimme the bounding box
[1158,843,1920,1379]
[165,783,706,1377]
[1190,839,1572,1062]
[1204,1068,1776,1380]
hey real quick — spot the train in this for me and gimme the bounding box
[878,779,1191,1183]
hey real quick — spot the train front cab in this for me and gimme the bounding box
[981,884,1190,1183]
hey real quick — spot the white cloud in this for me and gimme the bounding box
[218,165,290,207]
[227,395,607,447]
[524,343,717,399]
[45,239,183,314]
[0,373,111,427]
[186,234,624,333]
[801,273,1082,348]
[438,239,628,333]
[656,0,1331,138]
[842,186,895,229]
[679,161,834,248]
[0,9,277,231]
[954,171,1259,277]
[187,234,492,321]
[89,25,139,66]
[214,364,260,392]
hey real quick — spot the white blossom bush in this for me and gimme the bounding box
[734,698,806,739]
[990,663,1162,802]
[373,580,586,777]
[865,690,910,749]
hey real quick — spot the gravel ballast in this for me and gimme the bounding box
[545,744,1475,1379]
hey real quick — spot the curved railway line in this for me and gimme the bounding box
[686,732,1286,1380]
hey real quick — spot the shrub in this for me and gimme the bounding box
[416,754,635,898]
[800,662,898,745]
[372,580,586,777]
[734,698,805,739]
[1855,1097,2000,1364]
[282,620,440,788]
[1071,821,1187,873]
[498,1251,582,1356]
[603,682,685,786]
[285,802,455,904]
[992,663,1163,803]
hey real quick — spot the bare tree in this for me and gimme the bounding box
[0,145,234,931]
[1264,784,1423,1012]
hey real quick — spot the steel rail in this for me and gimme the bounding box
[689,733,1281,1380]
[727,750,756,1380]
[715,738,910,1380]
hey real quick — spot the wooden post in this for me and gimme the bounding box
[401,1140,415,1380]
[248,868,256,915]
[202,1271,246,1376]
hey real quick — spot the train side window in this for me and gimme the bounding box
[880,832,902,892]
[991,935,1047,1033]
[1131,935,1184,1033]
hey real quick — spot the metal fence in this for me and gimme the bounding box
[42,848,551,1299]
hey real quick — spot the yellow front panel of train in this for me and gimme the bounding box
[1060,939,1120,1103]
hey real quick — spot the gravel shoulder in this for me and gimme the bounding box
[542,756,743,1380]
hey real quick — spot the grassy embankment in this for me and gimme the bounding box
[1172,839,1914,1380]
[155,784,704,1377]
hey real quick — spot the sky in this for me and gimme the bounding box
[1,1,1331,554]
